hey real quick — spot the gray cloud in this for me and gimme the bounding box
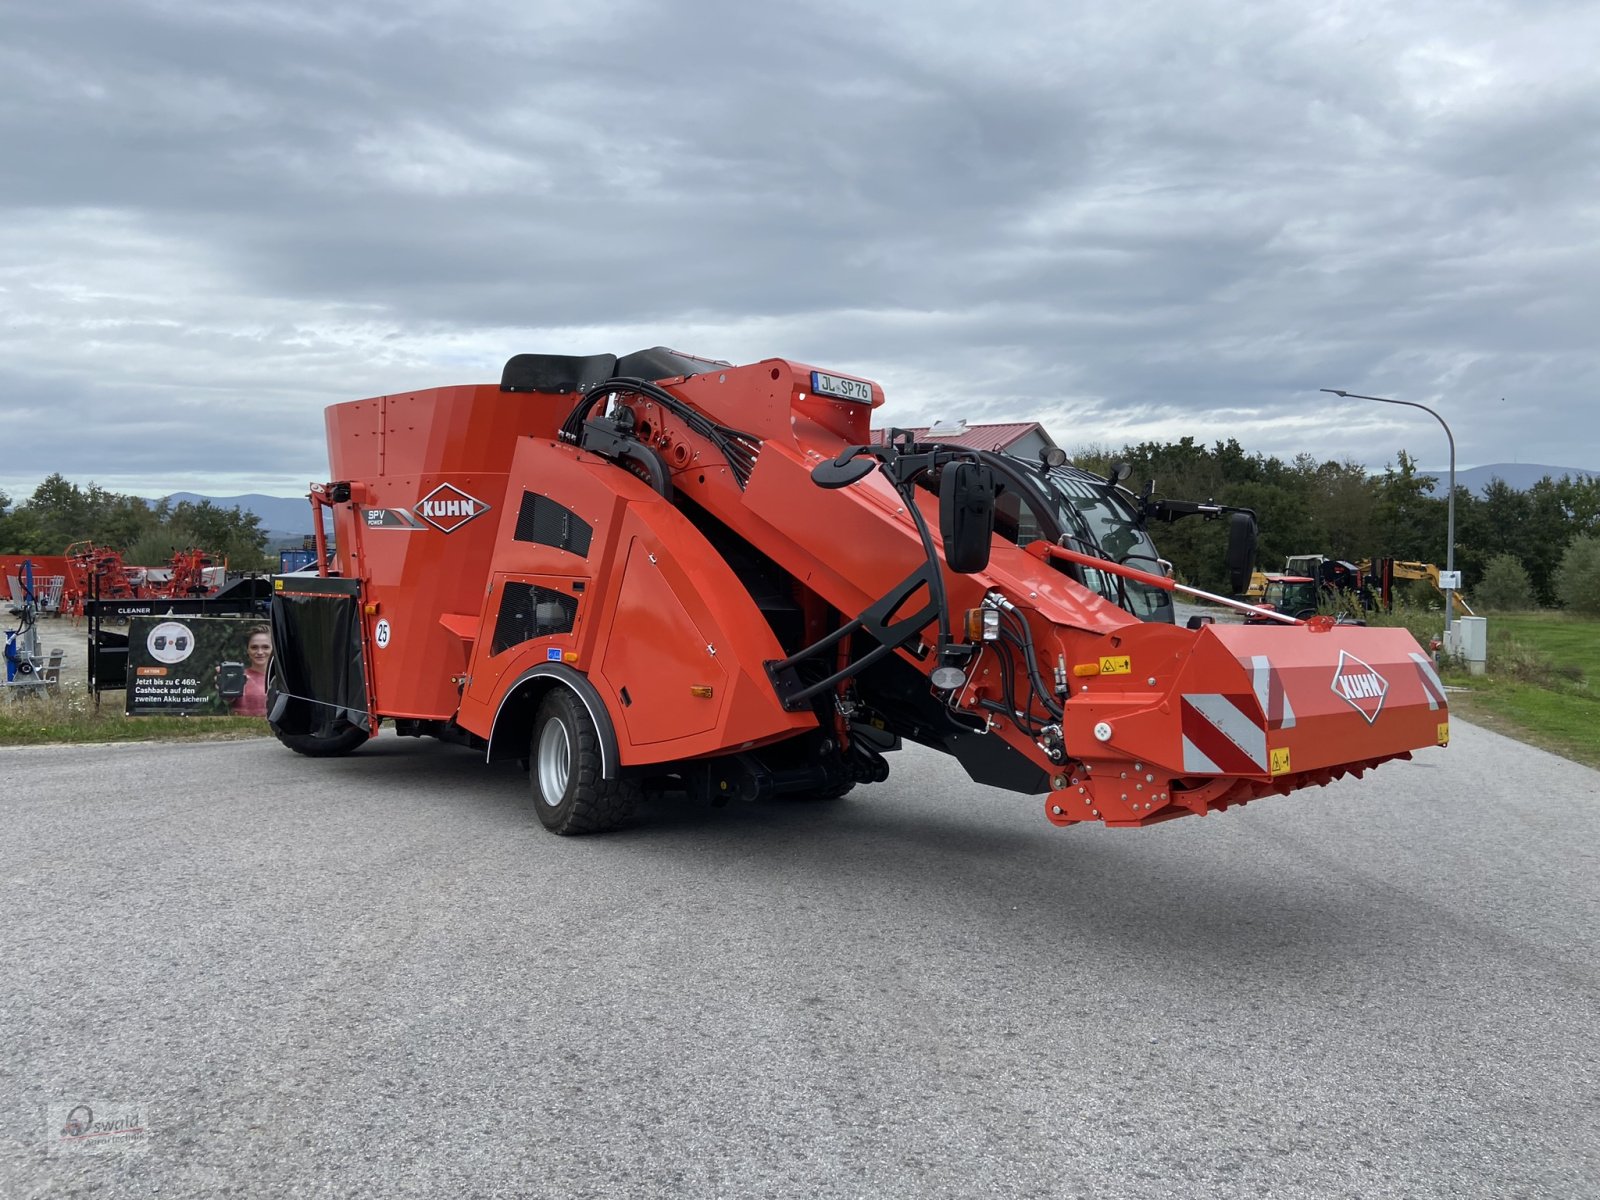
[4,0,1597,500]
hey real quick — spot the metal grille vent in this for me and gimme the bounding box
[493,582,578,655]
[515,492,592,557]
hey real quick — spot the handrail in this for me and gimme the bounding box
[1022,541,1303,625]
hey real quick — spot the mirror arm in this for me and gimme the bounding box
[1141,498,1257,524]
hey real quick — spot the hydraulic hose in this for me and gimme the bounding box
[563,377,762,488]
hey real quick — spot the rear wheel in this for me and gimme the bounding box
[531,690,637,835]
[271,722,369,757]
[267,682,370,757]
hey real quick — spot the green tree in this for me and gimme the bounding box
[3,477,272,569]
[1473,554,1535,611]
[26,473,93,552]
[1517,478,1569,603]
[1304,458,1376,563]
[1371,450,1444,563]
[12,474,158,553]
[166,500,270,570]
[124,525,202,572]
[1555,474,1600,538]
[85,485,159,550]
[1553,535,1600,616]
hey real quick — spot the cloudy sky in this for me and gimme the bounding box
[5,0,1597,500]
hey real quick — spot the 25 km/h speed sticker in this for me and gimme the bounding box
[374,619,392,649]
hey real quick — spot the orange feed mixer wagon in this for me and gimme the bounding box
[268,348,1448,834]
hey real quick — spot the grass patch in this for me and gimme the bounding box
[1446,610,1598,769]
[0,686,270,747]
[1333,603,1600,769]
[1479,611,1600,681]
[1443,682,1600,770]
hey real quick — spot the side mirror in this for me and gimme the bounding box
[1225,511,1257,596]
[939,461,996,574]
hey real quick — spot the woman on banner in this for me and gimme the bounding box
[228,625,272,717]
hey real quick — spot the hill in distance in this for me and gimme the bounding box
[166,492,314,537]
[1425,463,1597,495]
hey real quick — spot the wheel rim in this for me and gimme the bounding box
[537,717,571,806]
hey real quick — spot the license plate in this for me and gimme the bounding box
[811,371,873,404]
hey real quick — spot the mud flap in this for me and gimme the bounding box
[268,577,370,736]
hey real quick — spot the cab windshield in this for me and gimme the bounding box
[1005,466,1168,621]
[930,451,1174,622]
[1263,579,1320,612]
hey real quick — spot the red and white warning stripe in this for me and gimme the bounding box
[1248,655,1296,730]
[1409,652,1447,711]
[1181,693,1269,775]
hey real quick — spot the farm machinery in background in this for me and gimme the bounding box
[1245,557,1373,622]
[1363,557,1474,618]
[267,347,1447,835]
[64,542,143,605]
[64,542,228,610]
[1246,554,1472,622]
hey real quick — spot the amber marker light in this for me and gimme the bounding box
[964,608,1000,641]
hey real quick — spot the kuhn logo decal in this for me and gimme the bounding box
[1331,650,1388,723]
[414,484,491,534]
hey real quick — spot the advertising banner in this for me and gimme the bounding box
[125,616,274,717]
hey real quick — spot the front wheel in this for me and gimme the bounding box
[531,690,637,835]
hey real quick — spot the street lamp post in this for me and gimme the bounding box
[1321,389,1457,643]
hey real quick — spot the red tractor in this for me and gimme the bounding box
[268,348,1447,834]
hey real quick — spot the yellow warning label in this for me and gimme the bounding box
[1099,655,1132,675]
[1269,747,1292,776]
[273,578,284,591]
[1438,721,1450,746]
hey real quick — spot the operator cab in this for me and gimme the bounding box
[981,452,1174,624]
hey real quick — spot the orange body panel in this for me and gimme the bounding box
[446,439,816,764]
[322,385,568,720]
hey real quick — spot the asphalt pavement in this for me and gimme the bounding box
[2,721,1596,1198]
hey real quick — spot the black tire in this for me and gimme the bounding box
[531,689,637,835]
[272,722,370,757]
[267,681,370,757]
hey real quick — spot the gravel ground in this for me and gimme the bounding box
[3,612,89,684]
[2,722,1597,1199]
